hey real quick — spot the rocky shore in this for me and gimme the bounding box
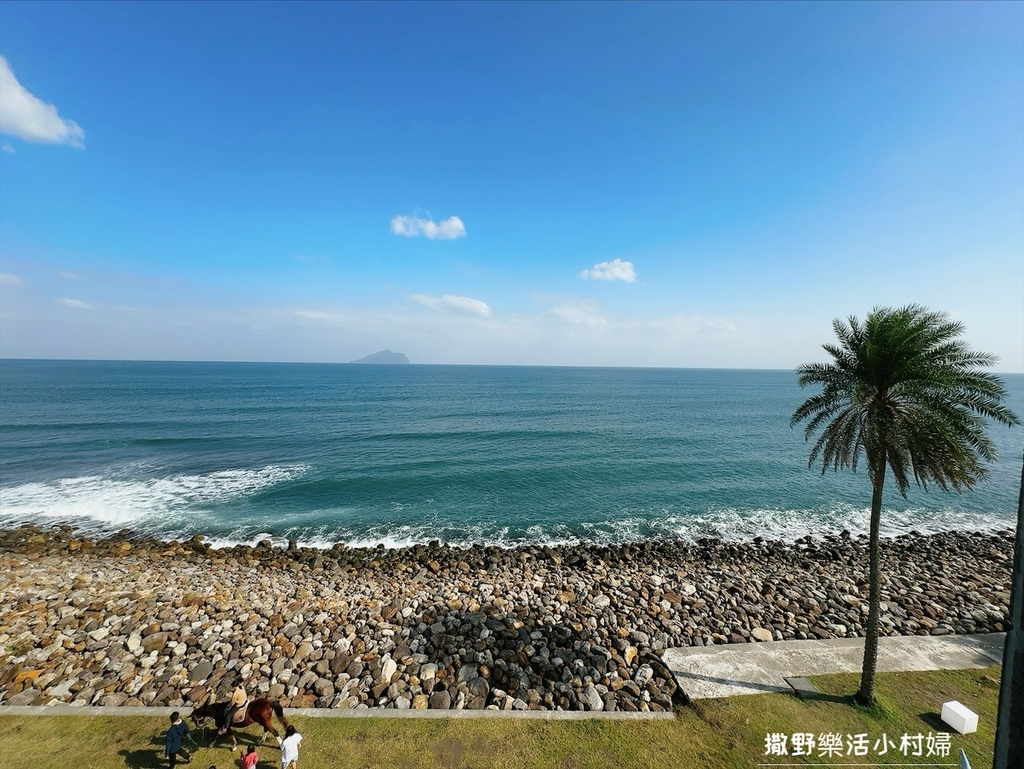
[0,524,1013,714]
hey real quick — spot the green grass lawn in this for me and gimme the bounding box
[0,666,999,769]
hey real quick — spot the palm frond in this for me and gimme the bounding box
[792,305,1020,498]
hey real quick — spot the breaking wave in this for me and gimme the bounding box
[0,464,312,539]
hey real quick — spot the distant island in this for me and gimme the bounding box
[350,350,410,364]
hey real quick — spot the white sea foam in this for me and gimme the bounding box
[201,530,340,551]
[231,506,1011,552]
[344,523,515,551]
[304,506,1014,552]
[0,464,311,535]
[160,506,1016,551]
[664,505,1015,543]
[1,466,1012,551]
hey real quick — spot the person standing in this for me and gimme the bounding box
[280,725,302,769]
[164,711,194,768]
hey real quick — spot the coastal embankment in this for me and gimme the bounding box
[0,524,1013,713]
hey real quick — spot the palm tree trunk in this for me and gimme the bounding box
[856,449,886,706]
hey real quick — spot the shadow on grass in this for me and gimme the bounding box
[121,733,198,769]
[119,748,163,769]
[919,711,950,732]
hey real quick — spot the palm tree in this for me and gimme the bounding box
[791,305,1020,706]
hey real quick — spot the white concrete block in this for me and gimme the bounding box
[941,700,978,734]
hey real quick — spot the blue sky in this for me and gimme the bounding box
[1,1,1021,369]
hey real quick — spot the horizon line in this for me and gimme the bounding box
[1,356,1023,376]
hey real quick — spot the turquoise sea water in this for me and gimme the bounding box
[0,360,1021,548]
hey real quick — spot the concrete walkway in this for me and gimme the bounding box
[662,632,1005,700]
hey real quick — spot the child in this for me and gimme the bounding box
[280,725,302,769]
[240,746,259,769]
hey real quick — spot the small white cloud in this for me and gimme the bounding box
[391,214,466,240]
[0,56,84,147]
[580,258,636,283]
[290,254,329,264]
[58,270,79,280]
[410,293,491,317]
[1,143,14,153]
[0,272,22,285]
[57,297,93,309]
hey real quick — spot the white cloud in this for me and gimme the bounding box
[58,270,79,280]
[0,272,22,286]
[410,293,491,317]
[1,143,13,153]
[57,297,93,309]
[548,299,607,327]
[580,258,636,283]
[0,56,84,147]
[2,288,814,368]
[294,309,340,322]
[391,214,466,240]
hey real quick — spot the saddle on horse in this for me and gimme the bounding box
[216,699,250,734]
[231,701,249,724]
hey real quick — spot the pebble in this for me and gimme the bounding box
[0,524,1013,713]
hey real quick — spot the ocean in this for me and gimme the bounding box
[1,360,1021,549]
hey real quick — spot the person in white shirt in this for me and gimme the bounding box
[280,724,302,769]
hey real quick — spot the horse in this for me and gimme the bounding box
[191,697,289,750]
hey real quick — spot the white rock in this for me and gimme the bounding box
[581,685,604,711]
